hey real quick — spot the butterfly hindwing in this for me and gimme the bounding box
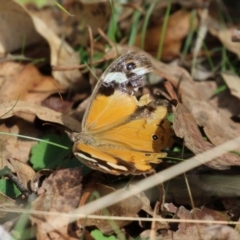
[74,142,167,175]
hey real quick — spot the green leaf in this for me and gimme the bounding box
[167,113,173,123]
[0,179,21,198]
[91,229,117,240]
[30,134,90,174]
[213,84,227,95]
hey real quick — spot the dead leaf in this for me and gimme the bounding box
[0,192,16,218]
[0,0,46,54]
[30,169,53,193]
[30,168,83,240]
[62,0,111,47]
[163,205,231,240]
[0,62,62,104]
[204,225,240,240]
[29,14,82,88]
[29,1,111,47]
[206,15,240,59]
[42,97,74,114]
[0,101,81,132]
[8,158,35,190]
[195,80,240,119]
[78,183,143,234]
[0,119,41,171]
[135,10,198,61]
[221,72,240,100]
[173,103,240,169]
[0,0,82,89]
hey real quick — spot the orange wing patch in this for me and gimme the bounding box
[91,93,172,152]
[86,90,138,132]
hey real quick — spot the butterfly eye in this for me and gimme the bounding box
[126,62,136,71]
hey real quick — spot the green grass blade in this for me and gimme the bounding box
[128,10,141,46]
[141,1,157,49]
[157,0,172,60]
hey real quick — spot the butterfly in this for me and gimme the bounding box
[69,52,172,175]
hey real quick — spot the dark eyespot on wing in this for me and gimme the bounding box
[152,134,159,141]
[126,62,136,71]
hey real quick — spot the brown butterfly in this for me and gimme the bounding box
[69,52,172,175]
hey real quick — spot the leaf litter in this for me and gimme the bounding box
[1,0,240,239]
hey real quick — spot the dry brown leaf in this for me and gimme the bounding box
[78,183,143,234]
[168,71,240,148]
[0,0,81,88]
[194,80,240,119]
[8,158,35,190]
[61,0,111,47]
[163,206,232,240]
[42,97,74,114]
[0,0,45,54]
[204,225,240,240]
[30,168,83,240]
[28,14,82,88]
[221,72,240,100]
[0,192,16,218]
[0,119,41,170]
[30,1,111,47]
[30,169,53,193]
[135,10,198,61]
[173,103,240,169]
[206,15,240,59]
[0,101,81,132]
[70,96,91,123]
[0,62,62,104]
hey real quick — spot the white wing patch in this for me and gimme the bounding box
[104,72,128,84]
[107,162,128,171]
[75,152,97,162]
[132,66,150,75]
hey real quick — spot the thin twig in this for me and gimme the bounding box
[150,201,159,240]
[98,28,115,48]
[52,58,105,71]
[87,26,94,68]
[5,166,31,197]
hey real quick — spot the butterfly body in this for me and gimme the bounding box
[70,52,172,175]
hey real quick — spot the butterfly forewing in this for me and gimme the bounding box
[81,52,152,131]
[85,90,138,132]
